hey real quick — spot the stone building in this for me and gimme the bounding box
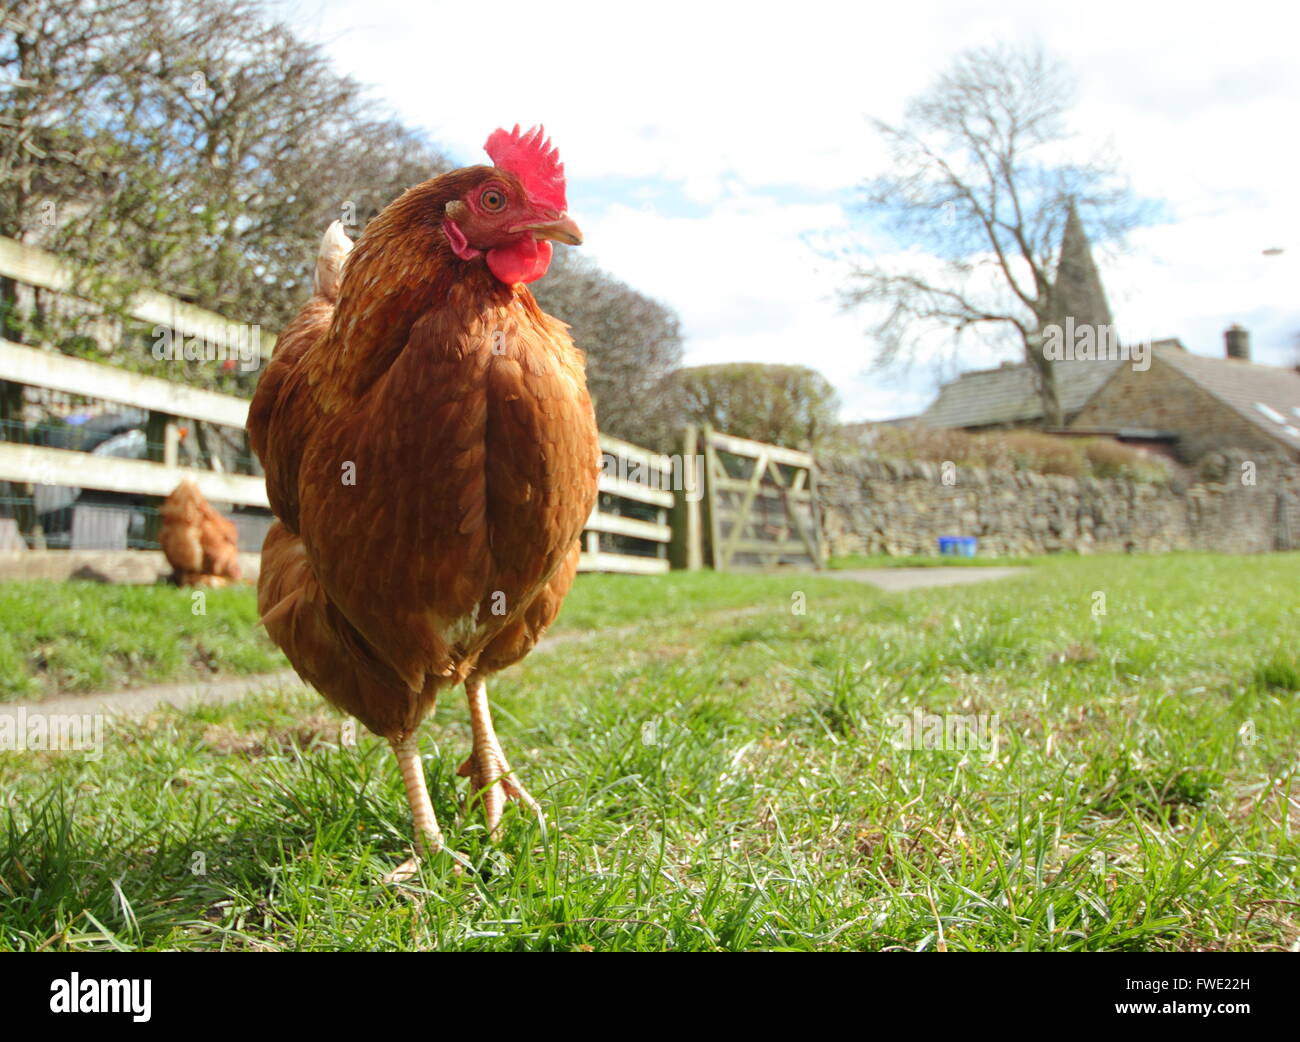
[1069,331,1300,465]
[916,203,1300,470]
[859,203,1300,553]
[918,355,1126,432]
[1047,201,1114,333]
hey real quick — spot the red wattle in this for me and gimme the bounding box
[487,238,553,284]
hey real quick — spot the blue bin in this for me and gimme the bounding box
[938,536,977,558]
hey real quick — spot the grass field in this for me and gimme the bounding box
[1,568,881,699]
[0,581,285,700]
[1,554,1297,951]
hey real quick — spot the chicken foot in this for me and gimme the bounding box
[458,676,540,838]
[385,734,468,881]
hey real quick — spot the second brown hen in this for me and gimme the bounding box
[159,478,243,587]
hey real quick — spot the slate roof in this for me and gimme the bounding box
[1154,344,1300,453]
[918,357,1127,429]
[918,341,1300,455]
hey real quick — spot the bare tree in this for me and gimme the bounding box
[1,0,682,435]
[0,0,448,392]
[0,0,147,239]
[843,44,1146,425]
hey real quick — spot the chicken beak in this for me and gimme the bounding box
[527,214,583,246]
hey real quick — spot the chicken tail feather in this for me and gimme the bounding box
[314,220,353,301]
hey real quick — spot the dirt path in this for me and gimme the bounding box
[9,670,305,719]
[1,566,1029,720]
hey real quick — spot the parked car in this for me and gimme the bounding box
[32,410,154,548]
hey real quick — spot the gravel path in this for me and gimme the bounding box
[829,566,1029,592]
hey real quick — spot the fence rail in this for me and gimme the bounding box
[0,235,278,357]
[584,435,674,574]
[0,339,251,429]
[0,441,268,506]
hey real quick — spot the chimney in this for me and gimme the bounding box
[1224,324,1250,361]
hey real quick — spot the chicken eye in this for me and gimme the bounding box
[480,188,507,212]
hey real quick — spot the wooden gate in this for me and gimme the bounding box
[700,426,823,571]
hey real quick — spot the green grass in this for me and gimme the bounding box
[0,565,1028,700]
[0,582,286,700]
[1,553,1297,950]
[0,571,857,700]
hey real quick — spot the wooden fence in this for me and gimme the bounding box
[0,339,680,570]
[0,340,263,502]
[585,435,674,574]
[0,234,826,575]
[0,235,278,358]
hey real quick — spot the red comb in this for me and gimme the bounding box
[484,124,567,213]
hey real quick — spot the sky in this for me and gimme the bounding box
[280,0,1299,422]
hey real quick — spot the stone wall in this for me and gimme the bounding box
[817,453,1300,557]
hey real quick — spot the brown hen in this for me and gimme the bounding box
[247,126,599,875]
[158,478,243,587]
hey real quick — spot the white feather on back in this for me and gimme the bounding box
[315,220,353,300]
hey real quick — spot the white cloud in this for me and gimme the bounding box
[282,0,1300,420]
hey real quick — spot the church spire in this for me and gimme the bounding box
[1047,199,1113,330]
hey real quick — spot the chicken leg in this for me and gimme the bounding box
[385,734,468,881]
[458,676,539,837]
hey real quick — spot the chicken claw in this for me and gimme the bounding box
[460,676,541,838]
